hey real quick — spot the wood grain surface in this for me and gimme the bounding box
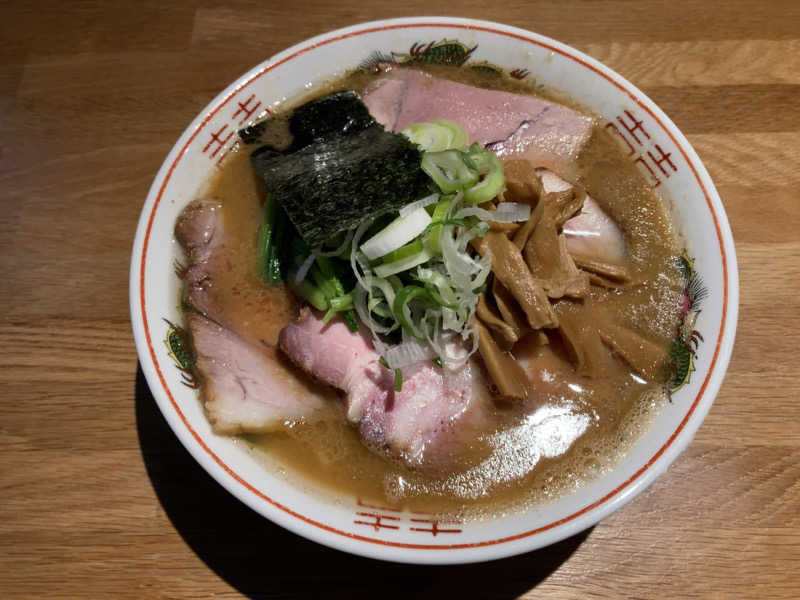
[1,1,798,598]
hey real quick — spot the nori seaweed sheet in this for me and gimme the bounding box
[238,91,375,148]
[250,145,285,163]
[239,121,269,145]
[288,91,376,149]
[252,123,433,248]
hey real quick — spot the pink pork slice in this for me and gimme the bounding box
[176,199,333,434]
[536,168,628,266]
[362,69,593,174]
[188,313,329,434]
[279,309,491,470]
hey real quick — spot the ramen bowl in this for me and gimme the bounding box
[130,17,738,564]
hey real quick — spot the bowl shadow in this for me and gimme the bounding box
[135,364,590,599]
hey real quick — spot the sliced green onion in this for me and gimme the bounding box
[392,285,434,339]
[393,368,403,391]
[422,150,478,193]
[316,229,354,258]
[368,297,392,318]
[292,252,315,285]
[415,267,459,309]
[463,147,504,204]
[374,247,432,278]
[371,276,398,307]
[360,207,432,261]
[426,197,453,255]
[400,193,439,217]
[353,275,399,335]
[432,119,468,148]
[378,237,425,265]
[383,337,437,369]
[401,119,467,152]
[455,203,530,223]
[387,275,404,292]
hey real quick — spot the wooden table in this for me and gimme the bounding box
[2,1,798,597]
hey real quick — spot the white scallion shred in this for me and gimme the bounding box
[335,161,511,372]
[294,253,316,285]
[373,248,432,278]
[360,207,432,260]
[350,217,376,291]
[399,193,439,217]
[316,229,354,257]
[455,202,530,223]
[384,338,437,369]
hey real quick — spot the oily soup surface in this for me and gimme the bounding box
[198,68,683,519]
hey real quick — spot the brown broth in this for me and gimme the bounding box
[196,67,683,520]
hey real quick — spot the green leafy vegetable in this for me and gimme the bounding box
[289,279,328,311]
[393,368,403,391]
[313,255,358,332]
[255,195,288,284]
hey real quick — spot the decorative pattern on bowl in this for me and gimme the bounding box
[130,17,738,564]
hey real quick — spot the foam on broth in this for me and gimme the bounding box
[194,67,683,520]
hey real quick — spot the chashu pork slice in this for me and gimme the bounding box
[176,198,333,433]
[189,313,328,434]
[279,309,492,470]
[363,69,593,175]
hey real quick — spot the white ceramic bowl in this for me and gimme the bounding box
[130,17,738,564]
